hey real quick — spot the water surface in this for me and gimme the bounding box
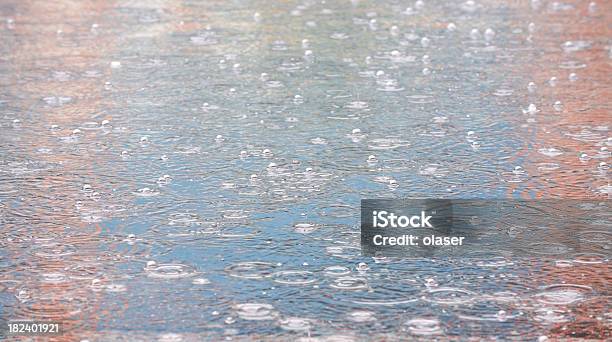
[0,0,610,340]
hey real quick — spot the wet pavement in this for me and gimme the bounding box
[0,0,610,340]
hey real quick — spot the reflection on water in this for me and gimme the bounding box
[0,0,610,340]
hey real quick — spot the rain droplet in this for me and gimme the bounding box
[484,28,495,42]
[527,82,537,93]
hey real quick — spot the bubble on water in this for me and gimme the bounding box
[345,101,369,110]
[43,96,72,106]
[40,272,67,284]
[225,261,278,279]
[310,137,328,145]
[330,32,349,40]
[366,155,378,165]
[554,259,573,268]
[157,175,172,186]
[368,137,409,150]
[484,28,495,42]
[537,163,560,172]
[538,147,563,157]
[493,88,514,97]
[6,18,15,30]
[578,152,591,162]
[523,104,539,114]
[368,19,378,31]
[594,147,610,159]
[134,187,160,197]
[347,128,367,142]
[16,289,31,302]
[304,50,314,62]
[278,317,315,331]
[421,37,430,48]
[559,60,586,69]
[424,277,438,287]
[323,265,351,277]
[347,310,376,322]
[527,82,537,93]
[387,179,399,190]
[425,287,475,304]
[389,25,400,36]
[78,121,102,131]
[528,22,536,33]
[356,262,369,272]
[588,1,597,14]
[253,12,261,22]
[329,276,368,290]
[422,67,431,75]
[419,164,449,178]
[168,213,203,227]
[406,318,442,335]
[535,284,592,305]
[145,263,199,279]
[461,0,480,13]
[235,303,279,321]
[553,101,563,112]
[221,210,249,221]
[192,277,211,285]
[550,2,576,11]
[470,28,480,40]
[562,40,591,53]
[265,80,284,88]
[549,77,558,86]
[376,76,404,92]
[294,223,319,234]
[568,73,578,82]
[273,270,317,285]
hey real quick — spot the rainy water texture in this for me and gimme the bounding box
[0,0,610,341]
